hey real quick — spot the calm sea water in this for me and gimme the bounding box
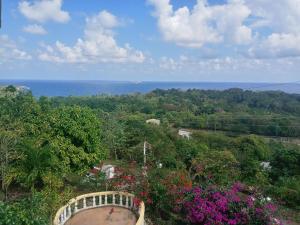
[0,80,299,97]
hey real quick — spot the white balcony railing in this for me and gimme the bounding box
[53,191,145,225]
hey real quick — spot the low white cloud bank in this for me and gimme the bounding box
[23,24,47,35]
[0,35,32,63]
[39,11,145,63]
[156,56,300,82]
[19,0,70,23]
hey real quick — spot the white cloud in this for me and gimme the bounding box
[23,24,47,35]
[249,33,300,58]
[148,0,252,48]
[244,0,300,58]
[159,57,181,70]
[245,0,300,34]
[19,0,70,23]
[93,10,119,28]
[0,35,32,62]
[38,11,145,63]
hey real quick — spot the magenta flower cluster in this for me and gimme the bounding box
[179,183,281,225]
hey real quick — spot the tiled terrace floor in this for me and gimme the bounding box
[65,206,137,225]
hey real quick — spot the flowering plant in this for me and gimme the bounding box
[177,183,282,225]
[111,162,152,205]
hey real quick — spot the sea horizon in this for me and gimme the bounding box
[1,79,300,97]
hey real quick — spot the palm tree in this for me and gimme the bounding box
[14,139,62,190]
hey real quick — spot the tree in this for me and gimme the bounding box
[234,136,270,184]
[102,114,127,160]
[4,85,17,93]
[0,130,18,200]
[48,106,108,174]
[13,139,63,190]
[269,143,300,181]
[190,150,240,185]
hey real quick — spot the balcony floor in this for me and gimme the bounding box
[65,206,137,225]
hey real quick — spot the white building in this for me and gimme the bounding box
[101,164,115,179]
[146,119,160,125]
[178,129,192,139]
[87,164,115,179]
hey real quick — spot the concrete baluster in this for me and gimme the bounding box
[126,196,129,208]
[67,205,71,218]
[130,197,133,207]
[93,196,96,206]
[74,201,78,213]
[113,194,116,205]
[120,195,123,206]
[64,208,67,221]
[83,197,86,208]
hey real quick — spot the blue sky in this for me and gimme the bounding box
[0,0,300,82]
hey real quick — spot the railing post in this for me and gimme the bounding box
[68,205,71,217]
[93,196,96,206]
[64,208,67,221]
[74,201,78,213]
[126,196,129,208]
[83,197,86,208]
[61,213,65,223]
[105,194,108,205]
[99,194,102,205]
[120,195,123,206]
[113,194,116,205]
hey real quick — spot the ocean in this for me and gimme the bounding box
[0,80,299,97]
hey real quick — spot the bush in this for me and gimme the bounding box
[0,194,49,225]
[178,183,281,225]
[271,176,300,209]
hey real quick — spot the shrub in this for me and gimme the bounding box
[0,194,49,225]
[271,176,300,209]
[178,183,281,225]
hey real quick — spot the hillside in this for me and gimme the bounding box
[0,87,299,225]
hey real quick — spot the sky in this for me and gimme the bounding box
[0,0,300,82]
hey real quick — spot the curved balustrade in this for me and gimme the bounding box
[53,191,145,225]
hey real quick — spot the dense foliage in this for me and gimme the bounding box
[51,88,300,137]
[0,87,299,224]
[179,184,280,225]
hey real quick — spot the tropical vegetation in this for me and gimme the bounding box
[0,85,299,224]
